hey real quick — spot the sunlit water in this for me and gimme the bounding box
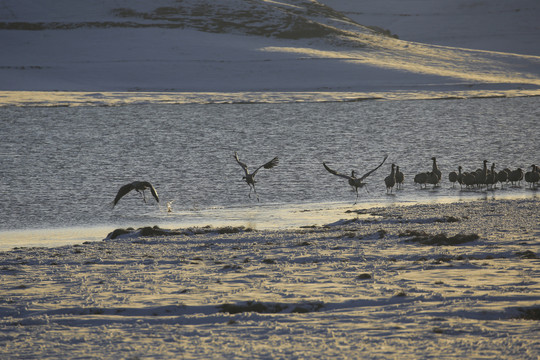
[1,95,538,249]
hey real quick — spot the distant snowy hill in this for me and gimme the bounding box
[320,0,540,55]
[1,0,539,93]
[0,0,385,39]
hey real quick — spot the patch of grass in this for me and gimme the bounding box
[216,226,253,234]
[435,216,461,223]
[221,264,243,271]
[111,8,139,18]
[357,273,372,280]
[291,302,324,313]
[106,228,133,239]
[515,250,537,259]
[218,301,286,314]
[399,230,428,237]
[432,256,453,264]
[1,266,18,272]
[219,301,323,314]
[404,232,479,246]
[139,226,183,237]
[153,7,181,16]
[516,307,540,320]
[87,308,105,315]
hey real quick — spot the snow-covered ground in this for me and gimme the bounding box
[1,199,538,358]
[0,0,539,96]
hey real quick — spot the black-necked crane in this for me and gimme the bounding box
[417,157,441,188]
[384,164,396,194]
[234,152,279,201]
[426,171,440,187]
[449,166,464,189]
[476,160,488,188]
[112,181,159,208]
[323,155,388,204]
[486,163,497,189]
[414,172,428,188]
[508,168,524,186]
[524,165,539,188]
[497,168,509,189]
[462,172,476,189]
[395,166,404,189]
[457,166,464,189]
[431,157,442,182]
[448,168,459,188]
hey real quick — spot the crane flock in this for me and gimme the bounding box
[111,154,539,208]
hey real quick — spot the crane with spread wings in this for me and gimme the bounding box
[111,181,159,208]
[323,155,388,204]
[234,152,279,201]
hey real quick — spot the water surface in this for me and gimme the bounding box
[1,95,538,249]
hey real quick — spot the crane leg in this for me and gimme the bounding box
[253,185,259,202]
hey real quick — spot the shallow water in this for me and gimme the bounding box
[1,95,539,249]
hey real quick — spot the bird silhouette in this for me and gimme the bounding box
[414,172,428,188]
[112,181,159,208]
[323,155,388,204]
[486,163,497,190]
[430,157,442,185]
[497,168,509,189]
[395,166,404,189]
[384,164,396,194]
[462,172,476,189]
[524,165,539,188]
[234,152,279,201]
[448,169,459,187]
[508,168,524,186]
[476,160,489,188]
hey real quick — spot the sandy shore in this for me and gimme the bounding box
[1,198,539,359]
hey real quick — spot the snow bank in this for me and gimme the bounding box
[1,198,538,358]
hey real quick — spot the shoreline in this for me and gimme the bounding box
[1,193,537,252]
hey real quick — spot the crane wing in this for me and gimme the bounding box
[358,155,388,181]
[234,152,249,177]
[112,183,135,207]
[143,181,159,203]
[323,163,352,180]
[263,156,279,169]
[253,156,279,176]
